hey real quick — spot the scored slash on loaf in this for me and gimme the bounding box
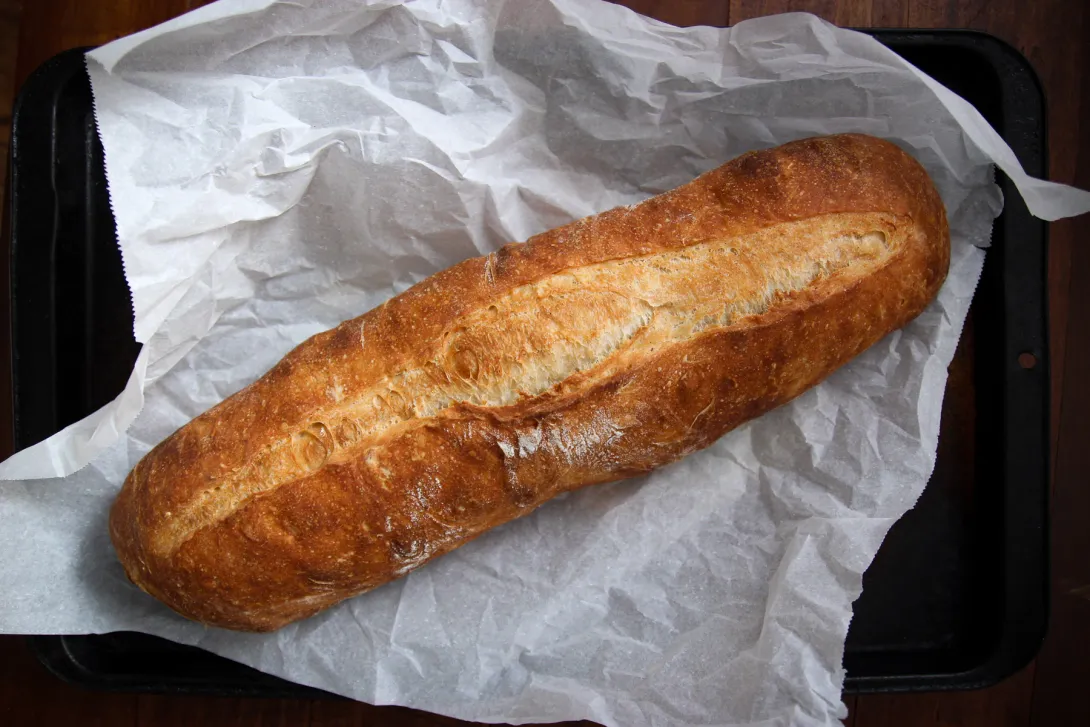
[109,134,950,631]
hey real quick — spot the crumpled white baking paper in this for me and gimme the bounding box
[1,1,1088,725]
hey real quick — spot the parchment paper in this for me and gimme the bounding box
[2,1,1088,726]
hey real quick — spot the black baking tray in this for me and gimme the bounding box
[7,30,1049,700]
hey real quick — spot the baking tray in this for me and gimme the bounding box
[7,30,1049,699]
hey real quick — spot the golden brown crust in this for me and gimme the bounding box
[110,134,950,631]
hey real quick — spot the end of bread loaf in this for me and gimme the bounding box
[110,134,949,631]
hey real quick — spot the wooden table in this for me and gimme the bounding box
[2,1,1087,725]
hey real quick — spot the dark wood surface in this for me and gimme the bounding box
[1,0,1087,725]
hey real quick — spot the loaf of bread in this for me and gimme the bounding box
[109,134,950,631]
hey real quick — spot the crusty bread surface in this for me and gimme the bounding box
[109,133,950,631]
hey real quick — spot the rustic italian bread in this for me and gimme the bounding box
[109,134,950,631]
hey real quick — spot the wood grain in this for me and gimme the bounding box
[613,0,728,26]
[1028,15,1090,723]
[2,0,1088,725]
[136,694,310,727]
[0,0,21,460]
[0,0,21,198]
[13,0,216,89]
[730,0,873,26]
